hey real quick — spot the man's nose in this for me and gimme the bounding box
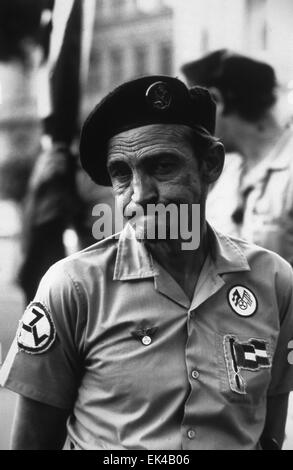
[131,172,158,208]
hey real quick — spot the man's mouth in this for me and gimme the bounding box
[128,213,174,241]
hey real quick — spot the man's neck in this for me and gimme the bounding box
[146,223,209,301]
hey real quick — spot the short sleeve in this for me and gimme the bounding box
[268,264,293,396]
[0,260,84,409]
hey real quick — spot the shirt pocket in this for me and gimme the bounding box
[216,332,274,406]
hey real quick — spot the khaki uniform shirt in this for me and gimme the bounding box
[1,224,293,450]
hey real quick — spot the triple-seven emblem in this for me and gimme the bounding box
[17,302,56,354]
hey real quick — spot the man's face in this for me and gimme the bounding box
[107,124,207,241]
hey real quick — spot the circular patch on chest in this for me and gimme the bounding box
[228,285,257,317]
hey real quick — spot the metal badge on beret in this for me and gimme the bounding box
[145,81,172,111]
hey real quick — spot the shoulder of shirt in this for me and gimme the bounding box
[216,231,293,311]
[276,127,293,172]
[220,230,293,279]
[44,232,121,282]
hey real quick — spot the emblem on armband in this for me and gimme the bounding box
[17,302,56,354]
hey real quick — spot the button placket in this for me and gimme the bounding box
[191,370,200,380]
[187,429,196,440]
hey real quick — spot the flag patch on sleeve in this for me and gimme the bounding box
[17,302,56,354]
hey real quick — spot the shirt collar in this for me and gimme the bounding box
[268,124,293,170]
[113,222,250,281]
[207,224,250,274]
[267,140,293,170]
[241,127,293,190]
[113,223,159,281]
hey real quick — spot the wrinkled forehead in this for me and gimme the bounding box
[107,123,195,157]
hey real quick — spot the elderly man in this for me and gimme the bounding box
[1,76,293,450]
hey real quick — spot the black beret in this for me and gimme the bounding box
[80,75,216,186]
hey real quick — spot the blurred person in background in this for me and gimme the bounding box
[182,49,293,265]
[13,0,114,303]
[0,0,53,292]
[0,0,50,64]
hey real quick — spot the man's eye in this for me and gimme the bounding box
[109,163,131,180]
[154,159,175,173]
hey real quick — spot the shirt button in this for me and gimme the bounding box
[187,429,196,440]
[142,335,152,346]
[191,370,200,380]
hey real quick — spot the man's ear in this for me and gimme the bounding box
[201,142,225,184]
[209,87,224,115]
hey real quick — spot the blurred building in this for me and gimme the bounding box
[173,0,293,86]
[0,58,41,201]
[82,0,174,118]
[0,62,40,152]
